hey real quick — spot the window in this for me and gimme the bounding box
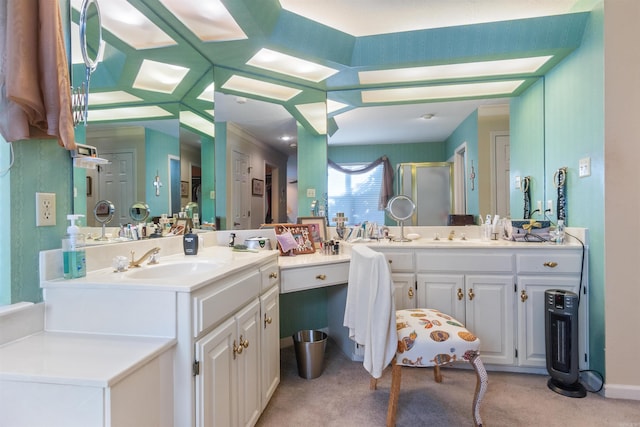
[328,162,385,226]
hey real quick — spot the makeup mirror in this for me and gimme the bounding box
[386,195,416,242]
[93,199,114,241]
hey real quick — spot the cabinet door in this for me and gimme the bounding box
[517,276,585,369]
[236,299,262,427]
[416,274,465,321]
[195,317,237,427]
[260,286,280,410]
[392,273,416,310]
[465,275,516,365]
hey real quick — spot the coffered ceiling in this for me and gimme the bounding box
[71,0,592,149]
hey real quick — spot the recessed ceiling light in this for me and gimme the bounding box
[87,106,173,122]
[420,113,434,120]
[159,0,247,42]
[362,80,525,103]
[281,135,292,141]
[295,102,327,134]
[88,91,143,106]
[222,75,302,101]
[359,56,553,85]
[180,111,215,137]
[133,59,190,94]
[71,0,177,49]
[247,48,339,83]
[289,142,298,148]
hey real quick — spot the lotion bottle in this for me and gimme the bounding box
[183,228,199,255]
[63,214,86,279]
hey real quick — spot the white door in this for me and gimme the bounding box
[231,150,250,229]
[492,132,510,218]
[98,151,135,225]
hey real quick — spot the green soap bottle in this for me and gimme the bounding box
[63,214,86,279]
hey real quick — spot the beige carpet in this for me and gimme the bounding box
[257,339,640,427]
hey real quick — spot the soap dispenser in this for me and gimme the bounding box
[63,214,86,279]
[183,228,199,255]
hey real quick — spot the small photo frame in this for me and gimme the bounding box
[181,181,189,198]
[252,178,264,196]
[171,218,189,235]
[298,216,326,249]
[273,223,315,255]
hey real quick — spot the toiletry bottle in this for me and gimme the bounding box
[183,228,199,255]
[63,214,86,279]
[556,220,565,244]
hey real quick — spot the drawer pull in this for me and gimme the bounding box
[233,340,243,358]
[388,260,393,264]
[468,288,475,301]
[316,274,327,280]
[269,272,278,279]
[264,314,273,328]
[521,290,529,303]
[543,261,558,268]
[457,288,464,301]
[240,335,249,349]
[408,288,414,299]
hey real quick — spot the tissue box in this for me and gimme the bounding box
[509,220,551,242]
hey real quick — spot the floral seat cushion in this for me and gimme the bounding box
[395,308,480,367]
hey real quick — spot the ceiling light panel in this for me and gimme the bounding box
[295,102,327,134]
[327,99,350,115]
[362,80,525,103]
[133,59,190,94]
[180,111,215,137]
[88,91,143,105]
[221,75,302,101]
[88,106,173,122]
[247,49,339,83]
[359,56,553,85]
[71,0,177,49]
[159,0,247,42]
[197,83,215,102]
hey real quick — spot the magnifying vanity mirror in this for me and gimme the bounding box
[386,195,416,242]
[129,202,150,224]
[93,199,114,241]
[75,0,104,125]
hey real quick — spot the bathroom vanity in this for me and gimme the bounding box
[0,235,280,427]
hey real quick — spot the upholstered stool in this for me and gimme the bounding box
[373,308,488,427]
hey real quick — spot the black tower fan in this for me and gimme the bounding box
[545,289,586,397]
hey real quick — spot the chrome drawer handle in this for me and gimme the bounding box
[316,274,327,280]
[543,261,558,268]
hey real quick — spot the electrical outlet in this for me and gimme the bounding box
[515,176,521,190]
[579,157,591,177]
[536,200,542,214]
[546,200,553,215]
[36,192,56,226]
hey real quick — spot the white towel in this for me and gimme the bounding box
[344,245,397,378]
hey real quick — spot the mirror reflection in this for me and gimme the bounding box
[93,199,114,241]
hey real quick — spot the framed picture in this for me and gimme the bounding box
[181,181,189,198]
[298,216,326,248]
[171,218,189,235]
[273,223,315,255]
[252,178,264,196]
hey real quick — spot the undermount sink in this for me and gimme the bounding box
[125,261,222,280]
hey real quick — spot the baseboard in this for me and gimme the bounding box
[604,383,640,401]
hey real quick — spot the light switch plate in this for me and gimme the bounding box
[36,192,56,226]
[515,176,521,190]
[579,157,591,177]
[307,188,316,198]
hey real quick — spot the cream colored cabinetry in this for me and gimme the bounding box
[260,285,280,408]
[414,249,516,366]
[516,252,588,369]
[380,250,416,310]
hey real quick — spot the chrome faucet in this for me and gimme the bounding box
[129,247,161,268]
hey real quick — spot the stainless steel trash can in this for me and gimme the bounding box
[293,330,327,379]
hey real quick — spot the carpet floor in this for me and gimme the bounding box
[257,339,640,427]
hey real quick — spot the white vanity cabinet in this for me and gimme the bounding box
[515,251,588,369]
[259,265,281,410]
[413,250,516,366]
[381,250,416,310]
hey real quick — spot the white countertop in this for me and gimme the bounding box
[0,332,175,387]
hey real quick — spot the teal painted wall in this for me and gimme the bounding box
[446,111,479,215]
[200,135,216,225]
[296,123,327,217]
[544,4,605,374]
[279,288,328,338]
[214,122,227,229]
[145,128,179,218]
[328,141,446,169]
[510,78,545,220]
[0,136,11,304]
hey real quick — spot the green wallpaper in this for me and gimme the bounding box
[200,135,216,225]
[297,123,328,217]
[446,111,479,215]
[145,128,180,217]
[0,138,10,304]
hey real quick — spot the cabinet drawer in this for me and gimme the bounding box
[280,262,349,293]
[379,251,414,272]
[260,262,280,292]
[516,252,583,274]
[416,251,513,273]
[193,271,261,337]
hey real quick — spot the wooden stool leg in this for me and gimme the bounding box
[370,377,378,390]
[433,364,443,383]
[466,350,488,427]
[386,359,402,427]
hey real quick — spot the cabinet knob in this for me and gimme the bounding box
[408,288,414,299]
[269,272,278,279]
[457,288,464,301]
[233,340,243,358]
[264,314,273,328]
[543,261,558,268]
[316,274,327,280]
[388,259,393,264]
[468,288,475,301]
[520,289,529,303]
[241,336,249,349]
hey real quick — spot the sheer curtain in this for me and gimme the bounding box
[328,156,394,210]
